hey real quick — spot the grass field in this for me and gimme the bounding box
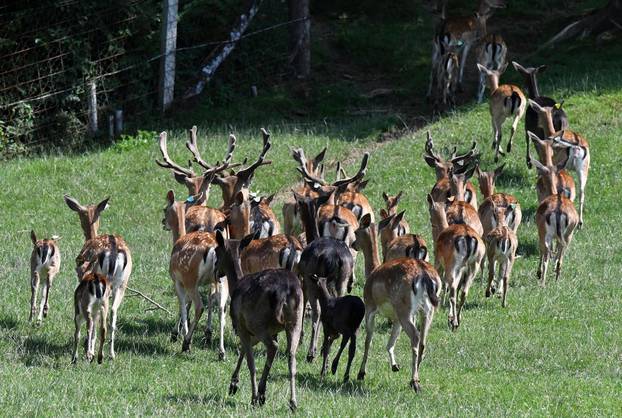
[2,4,622,417]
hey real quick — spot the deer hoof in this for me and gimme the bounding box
[182,340,191,352]
[357,371,366,381]
[331,362,339,375]
[204,330,213,343]
[228,381,238,396]
[258,394,266,406]
[410,380,421,392]
[506,143,512,153]
[218,351,225,361]
[170,331,178,343]
[289,400,298,412]
[306,353,315,363]
[97,354,103,364]
[485,289,491,298]
[391,364,400,372]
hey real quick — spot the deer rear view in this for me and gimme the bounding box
[29,230,61,324]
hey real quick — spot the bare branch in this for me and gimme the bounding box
[126,286,172,315]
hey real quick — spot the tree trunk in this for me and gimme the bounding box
[288,0,310,79]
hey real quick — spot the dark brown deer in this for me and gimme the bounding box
[29,231,61,324]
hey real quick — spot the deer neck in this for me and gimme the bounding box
[431,209,449,242]
[300,204,320,243]
[316,282,332,314]
[527,74,540,98]
[480,180,494,198]
[172,205,186,244]
[361,235,381,279]
[542,115,556,137]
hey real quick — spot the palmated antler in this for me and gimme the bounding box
[156,131,195,178]
[186,126,240,171]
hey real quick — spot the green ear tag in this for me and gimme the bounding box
[186,195,195,203]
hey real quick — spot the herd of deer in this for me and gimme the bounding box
[25,0,591,410]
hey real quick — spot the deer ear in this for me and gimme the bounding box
[379,208,389,219]
[94,197,110,218]
[377,213,394,231]
[393,210,406,227]
[234,191,245,205]
[528,99,545,113]
[31,230,37,244]
[357,180,369,191]
[395,191,403,202]
[382,192,389,202]
[173,172,188,185]
[537,64,547,73]
[315,192,331,207]
[494,163,505,177]
[166,190,175,205]
[216,230,226,247]
[511,61,526,74]
[265,194,275,205]
[360,213,372,228]
[423,155,438,168]
[426,193,434,208]
[240,231,257,252]
[64,195,85,212]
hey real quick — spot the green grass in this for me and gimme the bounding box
[2,4,622,416]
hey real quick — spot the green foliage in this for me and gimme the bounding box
[113,130,157,153]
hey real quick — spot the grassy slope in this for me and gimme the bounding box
[2,6,622,418]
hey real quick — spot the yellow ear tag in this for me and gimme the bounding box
[554,103,561,109]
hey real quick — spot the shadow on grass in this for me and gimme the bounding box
[518,240,539,257]
[0,315,18,331]
[298,371,370,396]
[163,392,236,407]
[115,337,172,356]
[120,316,173,337]
[19,336,72,366]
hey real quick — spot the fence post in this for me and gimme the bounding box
[288,0,310,79]
[87,80,98,135]
[159,0,179,113]
[114,109,124,136]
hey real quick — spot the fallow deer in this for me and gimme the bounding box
[29,231,61,324]
[164,186,228,357]
[239,232,303,275]
[309,275,364,383]
[484,203,518,307]
[512,61,569,168]
[430,0,506,95]
[476,33,507,103]
[434,52,460,110]
[228,191,251,239]
[536,193,579,285]
[377,212,428,262]
[529,100,590,227]
[156,130,233,232]
[353,213,441,391]
[424,132,479,207]
[72,272,110,364]
[283,147,327,240]
[381,191,410,231]
[250,193,280,238]
[446,168,484,237]
[64,195,132,360]
[378,210,408,258]
[476,164,522,236]
[428,194,484,330]
[214,231,304,411]
[477,63,527,161]
[527,132,576,203]
[335,162,374,222]
[294,190,354,364]
[187,127,272,209]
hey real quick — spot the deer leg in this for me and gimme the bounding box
[86,313,94,362]
[242,335,258,406]
[458,43,471,90]
[540,239,552,287]
[502,258,513,308]
[508,113,521,153]
[229,349,244,395]
[320,331,332,378]
[492,115,504,162]
[343,334,356,382]
[357,307,376,381]
[427,45,439,99]
[555,241,568,282]
[72,314,83,364]
[174,282,188,342]
[485,254,495,298]
[577,161,588,228]
[448,282,458,331]
[98,306,108,364]
[477,73,486,103]
[387,321,402,372]
[257,335,278,406]
[525,131,533,168]
[205,283,215,344]
[109,284,126,360]
[182,288,204,352]
[331,334,348,376]
[30,271,40,322]
[306,293,321,362]
[41,272,53,319]
[418,308,434,368]
[217,278,228,360]
[399,311,422,392]
[286,303,302,412]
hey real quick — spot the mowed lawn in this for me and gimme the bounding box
[2,38,622,418]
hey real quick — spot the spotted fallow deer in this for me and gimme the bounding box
[283,147,327,241]
[434,51,460,110]
[476,33,507,103]
[250,194,280,238]
[187,127,273,209]
[484,203,518,307]
[526,131,576,203]
[446,168,484,237]
[429,0,506,96]
[424,132,479,207]
[529,100,590,227]
[29,230,61,324]
[164,187,228,357]
[353,213,441,391]
[477,62,527,161]
[214,230,304,411]
[377,212,428,262]
[64,195,132,360]
[512,61,569,168]
[476,164,522,236]
[535,193,579,286]
[335,162,374,222]
[428,194,484,330]
[72,272,110,364]
[156,129,234,232]
[381,191,410,231]
[239,232,303,275]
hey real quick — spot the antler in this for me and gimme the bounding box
[236,128,272,181]
[424,131,442,162]
[333,153,369,187]
[450,141,477,164]
[186,126,240,172]
[155,131,195,177]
